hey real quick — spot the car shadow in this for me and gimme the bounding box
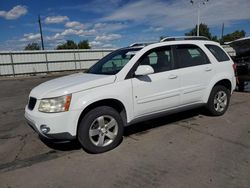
[40,107,206,152]
[40,137,82,151]
[124,108,204,137]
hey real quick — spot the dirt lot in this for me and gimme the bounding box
[0,74,250,188]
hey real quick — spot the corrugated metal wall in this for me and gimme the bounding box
[0,49,113,76]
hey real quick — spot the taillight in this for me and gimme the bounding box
[232,63,239,83]
[232,63,237,75]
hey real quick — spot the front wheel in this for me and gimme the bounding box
[206,85,230,116]
[78,106,124,153]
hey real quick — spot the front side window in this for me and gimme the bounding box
[87,48,141,75]
[138,46,173,73]
[205,44,230,62]
[175,44,209,68]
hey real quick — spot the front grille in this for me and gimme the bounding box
[28,97,37,110]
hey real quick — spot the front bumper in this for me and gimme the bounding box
[25,117,75,141]
[24,105,78,141]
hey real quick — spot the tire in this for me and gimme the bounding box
[78,106,124,153]
[238,81,245,92]
[206,85,230,116]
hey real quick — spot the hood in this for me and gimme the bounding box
[30,73,116,99]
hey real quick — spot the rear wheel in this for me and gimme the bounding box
[78,106,124,153]
[206,85,230,116]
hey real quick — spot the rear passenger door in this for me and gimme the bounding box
[173,44,214,105]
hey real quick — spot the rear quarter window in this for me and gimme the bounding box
[205,44,230,62]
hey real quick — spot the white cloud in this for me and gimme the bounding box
[61,28,83,36]
[45,33,63,41]
[89,41,102,47]
[94,23,107,29]
[94,22,127,32]
[95,34,122,42]
[44,27,97,44]
[60,0,122,14]
[65,21,84,29]
[102,43,115,48]
[59,28,96,37]
[20,33,40,42]
[144,26,164,33]
[104,0,250,30]
[89,40,115,49]
[0,39,27,51]
[43,27,64,33]
[82,29,97,36]
[0,5,27,20]
[45,16,69,24]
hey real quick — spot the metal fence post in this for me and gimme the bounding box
[10,52,15,77]
[45,51,49,73]
[73,50,77,70]
[78,52,81,70]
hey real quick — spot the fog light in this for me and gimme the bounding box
[40,125,50,134]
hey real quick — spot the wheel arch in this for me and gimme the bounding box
[213,79,232,91]
[77,98,127,134]
[203,77,233,103]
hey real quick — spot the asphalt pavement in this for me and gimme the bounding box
[0,74,249,188]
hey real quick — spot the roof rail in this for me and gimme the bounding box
[129,41,156,47]
[160,36,209,42]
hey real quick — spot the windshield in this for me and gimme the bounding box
[87,48,141,75]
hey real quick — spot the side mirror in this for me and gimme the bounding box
[134,65,154,76]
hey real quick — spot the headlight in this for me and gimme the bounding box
[38,94,71,113]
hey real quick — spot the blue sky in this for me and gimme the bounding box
[0,0,250,50]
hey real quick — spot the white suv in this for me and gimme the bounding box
[25,37,236,153]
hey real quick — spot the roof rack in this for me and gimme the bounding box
[160,36,209,42]
[129,41,157,47]
[129,36,209,48]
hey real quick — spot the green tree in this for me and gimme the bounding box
[221,30,246,43]
[24,43,40,50]
[78,40,91,49]
[57,40,78,50]
[185,23,218,41]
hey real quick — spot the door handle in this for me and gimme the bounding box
[205,67,212,71]
[168,74,178,79]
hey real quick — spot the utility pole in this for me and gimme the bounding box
[197,2,200,36]
[190,0,209,36]
[38,15,45,50]
[221,23,224,42]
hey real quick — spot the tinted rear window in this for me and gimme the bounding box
[175,44,209,68]
[205,44,230,62]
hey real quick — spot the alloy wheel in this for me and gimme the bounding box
[88,115,118,147]
[213,91,228,112]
